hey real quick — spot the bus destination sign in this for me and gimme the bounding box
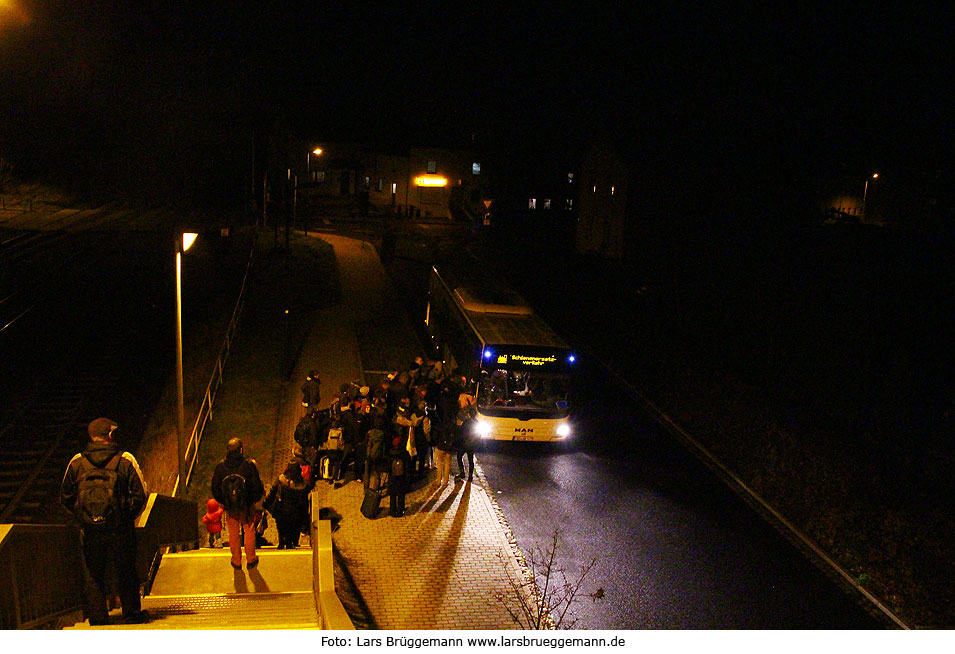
[490,347,571,372]
[497,353,557,367]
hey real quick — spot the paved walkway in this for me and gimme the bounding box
[270,233,530,630]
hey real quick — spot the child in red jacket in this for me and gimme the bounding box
[202,498,224,548]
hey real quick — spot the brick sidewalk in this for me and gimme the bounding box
[270,233,530,629]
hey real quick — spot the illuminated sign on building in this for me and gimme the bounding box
[415,175,448,187]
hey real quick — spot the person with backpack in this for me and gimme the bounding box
[264,463,311,549]
[412,398,432,480]
[59,417,149,625]
[211,438,265,571]
[294,410,320,462]
[363,412,388,485]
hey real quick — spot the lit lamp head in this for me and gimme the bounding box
[182,232,198,252]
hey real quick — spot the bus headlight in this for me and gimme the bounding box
[475,420,493,439]
[556,423,571,439]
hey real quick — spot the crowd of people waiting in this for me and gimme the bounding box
[202,356,481,567]
[292,356,479,516]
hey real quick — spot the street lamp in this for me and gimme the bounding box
[175,231,198,498]
[307,147,323,181]
[862,173,878,223]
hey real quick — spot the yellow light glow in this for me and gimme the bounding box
[872,173,878,179]
[182,232,198,252]
[0,0,33,33]
[312,148,323,155]
[416,175,448,187]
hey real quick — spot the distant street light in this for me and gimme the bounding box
[862,173,878,223]
[175,231,198,498]
[307,147,323,180]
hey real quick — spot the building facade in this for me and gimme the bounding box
[575,137,629,262]
[292,141,487,220]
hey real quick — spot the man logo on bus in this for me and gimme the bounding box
[497,354,508,364]
[515,428,534,434]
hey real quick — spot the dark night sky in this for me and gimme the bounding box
[1,2,951,211]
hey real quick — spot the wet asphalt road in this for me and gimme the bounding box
[475,359,882,629]
[383,223,885,629]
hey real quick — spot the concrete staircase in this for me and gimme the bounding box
[67,548,320,629]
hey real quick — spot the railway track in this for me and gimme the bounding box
[1,210,251,525]
[0,341,127,523]
[0,220,173,524]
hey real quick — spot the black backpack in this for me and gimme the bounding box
[365,428,385,462]
[294,416,315,448]
[390,455,405,478]
[221,473,249,515]
[75,453,123,527]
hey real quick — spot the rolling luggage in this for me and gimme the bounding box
[360,486,383,519]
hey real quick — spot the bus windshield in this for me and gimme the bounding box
[478,369,570,413]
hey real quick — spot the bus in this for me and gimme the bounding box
[425,263,575,442]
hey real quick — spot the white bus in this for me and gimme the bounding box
[425,263,575,442]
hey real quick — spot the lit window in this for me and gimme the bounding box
[543,199,551,210]
[427,160,437,173]
[565,198,574,210]
[391,182,397,194]
[611,186,615,195]
[472,162,481,175]
[529,198,536,209]
[568,173,574,183]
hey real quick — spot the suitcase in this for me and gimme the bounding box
[360,486,383,519]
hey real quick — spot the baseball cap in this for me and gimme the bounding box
[88,418,118,439]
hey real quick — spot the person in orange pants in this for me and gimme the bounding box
[211,438,265,570]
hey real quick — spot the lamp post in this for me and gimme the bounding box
[175,231,198,498]
[303,148,323,235]
[862,173,878,223]
[307,147,322,181]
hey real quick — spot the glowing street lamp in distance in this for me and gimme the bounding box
[307,148,323,176]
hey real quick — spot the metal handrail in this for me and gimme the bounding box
[0,523,86,629]
[0,493,199,629]
[172,242,255,497]
[135,493,199,596]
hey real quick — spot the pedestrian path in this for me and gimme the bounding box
[312,470,530,630]
[271,233,531,629]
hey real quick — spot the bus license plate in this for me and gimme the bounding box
[514,434,535,441]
